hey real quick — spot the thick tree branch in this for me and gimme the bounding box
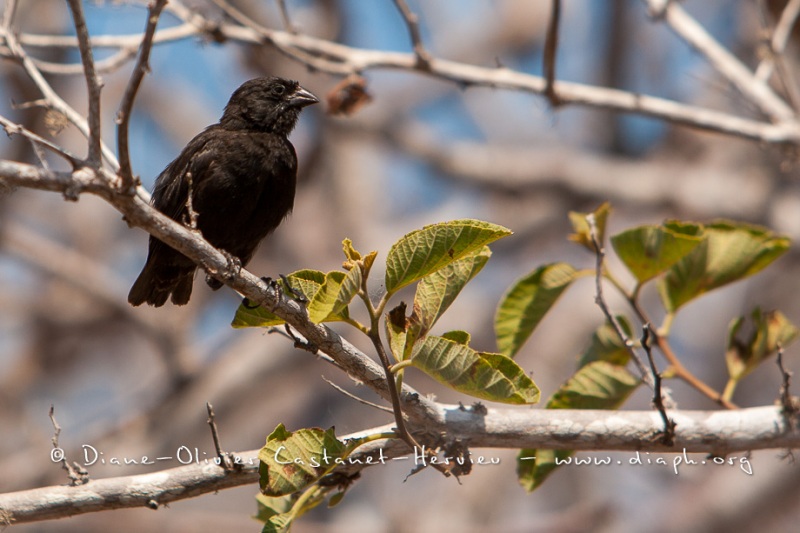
[0,406,796,525]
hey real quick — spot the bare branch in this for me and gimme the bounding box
[587,214,653,387]
[2,0,18,31]
[8,5,800,143]
[48,406,90,486]
[641,324,677,445]
[391,0,432,69]
[0,406,795,524]
[65,0,103,166]
[117,0,168,193]
[543,0,562,106]
[0,114,82,167]
[756,0,800,83]
[275,0,296,34]
[0,29,119,168]
[642,0,796,123]
[206,403,235,471]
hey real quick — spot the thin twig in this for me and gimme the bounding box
[209,0,355,75]
[543,0,562,106]
[642,0,795,122]
[275,0,296,33]
[391,0,432,69]
[117,0,168,193]
[7,5,800,143]
[2,0,18,30]
[183,171,199,229]
[587,214,653,387]
[776,345,799,425]
[641,324,677,445]
[48,405,89,486]
[206,402,235,470]
[1,28,119,167]
[0,114,82,167]
[357,267,450,477]
[322,376,393,413]
[754,0,800,112]
[65,0,103,166]
[624,295,737,409]
[756,0,800,83]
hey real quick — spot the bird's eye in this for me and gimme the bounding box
[272,85,286,97]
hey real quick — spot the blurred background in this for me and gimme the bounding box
[1,0,799,531]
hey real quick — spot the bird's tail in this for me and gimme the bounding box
[128,256,195,307]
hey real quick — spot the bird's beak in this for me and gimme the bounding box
[289,86,319,108]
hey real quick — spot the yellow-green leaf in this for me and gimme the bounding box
[517,449,573,493]
[413,246,491,334]
[659,221,789,312]
[258,424,347,497]
[495,263,578,358]
[307,268,361,323]
[726,308,799,382]
[610,222,703,283]
[232,270,329,328]
[385,219,511,294]
[547,361,639,409]
[568,202,611,252]
[577,317,633,368]
[442,330,471,345]
[411,336,540,404]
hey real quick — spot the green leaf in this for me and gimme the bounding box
[342,239,378,279]
[495,263,578,358]
[517,361,639,491]
[232,270,329,328]
[442,330,471,345]
[307,268,361,323]
[413,246,491,334]
[577,317,633,368]
[258,424,347,497]
[328,490,346,508]
[261,513,292,533]
[726,308,799,382]
[342,238,362,262]
[547,360,639,409]
[610,222,703,283]
[517,449,573,492]
[410,336,540,404]
[254,493,292,524]
[659,221,790,312]
[385,219,512,294]
[568,202,611,252]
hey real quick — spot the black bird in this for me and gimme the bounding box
[128,77,318,307]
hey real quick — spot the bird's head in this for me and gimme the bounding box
[221,76,318,134]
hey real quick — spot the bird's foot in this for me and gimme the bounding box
[280,273,308,304]
[242,276,279,309]
[284,323,318,354]
[220,250,242,281]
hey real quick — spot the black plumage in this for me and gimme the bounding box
[128,76,318,307]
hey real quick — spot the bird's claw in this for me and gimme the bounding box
[280,273,307,304]
[220,250,242,281]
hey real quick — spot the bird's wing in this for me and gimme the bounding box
[151,126,221,223]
